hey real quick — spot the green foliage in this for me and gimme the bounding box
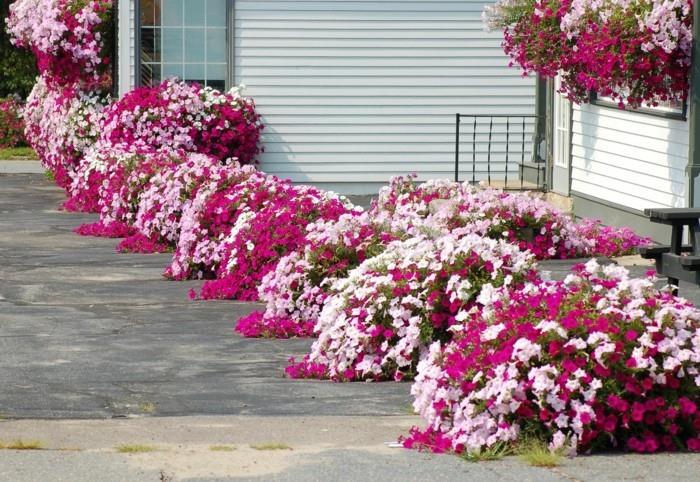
[460,441,512,462]
[1,1,38,99]
[517,440,563,467]
[0,147,36,159]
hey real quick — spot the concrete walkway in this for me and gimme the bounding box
[0,160,43,174]
[1,173,699,481]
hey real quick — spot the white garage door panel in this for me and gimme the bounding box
[234,0,535,192]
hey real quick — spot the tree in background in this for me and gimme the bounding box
[0,1,37,99]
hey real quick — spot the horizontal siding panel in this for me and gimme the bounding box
[248,77,526,88]
[570,103,688,210]
[237,57,512,67]
[263,114,533,125]
[263,162,519,172]
[249,86,534,98]
[253,105,534,116]
[570,132,687,166]
[570,155,685,191]
[235,19,488,27]
[235,47,505,57]
[571,169,683,208]
[578,102,689,129]
[236,38,500,48]
[236,1,491,12]
[570,147,685,179]
[262,131,533,142]
[239,66,524,77]
[574,109,688,138]
[571,179,681,210]
[235,1,535,188]
[237,29,500,39]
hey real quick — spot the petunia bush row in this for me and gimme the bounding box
[241,177,650,341]
[428,185,650,259]
[165,164,269,281]
[23,77,110,192]
[286,234,538,381]
[97,80,263,164]
[73,146,168,239]
[0,98,27,148]
[73,149,232,255]
[133,153,231,247]
[236,176,483,340]
[404,259,700,455]
[197,181,356,301]
[7,0,114,87]
[483,0,692,107]
[68,142,139,214]
[574,218,653,258]
[236,211,399,338]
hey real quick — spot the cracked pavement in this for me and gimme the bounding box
[0,174,411,419]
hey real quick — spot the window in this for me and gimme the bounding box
[139,0,228,91]
[589,90,687,121]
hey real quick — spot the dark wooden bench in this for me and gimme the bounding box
[640,208,700,290]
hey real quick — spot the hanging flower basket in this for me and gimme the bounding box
[484,0,692,108]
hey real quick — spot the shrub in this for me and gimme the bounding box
[286,234,537,381]
[134,153,228,246]
[237,212,395,338]
[23,78,110,191]
[7,0,114,88]
[405,260,700,455]
[197,182,354,301]
[98,80,263,163]
[165,165,267,281]
[0,98,25,148]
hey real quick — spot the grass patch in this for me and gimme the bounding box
[115,444,158,453]
[138,402,156,414]
[250,443,292,451]
[209,445,236,452]
[0,146,38,160]
[460,441,511,462]
[0,440,44,450]
[518,441,563,468]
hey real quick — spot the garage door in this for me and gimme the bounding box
[233,0,536,194]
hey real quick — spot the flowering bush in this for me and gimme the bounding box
[405,260,700,455]
[23,78,110,192]
[237,212,396,338]
[98,80,262,163]
[237,176,465,339]
[484,0,692,107]
[370,175,462,236]
[68,141,133,213]
[198,183,354,301]
[7,0,114,87]
[133,153,227,247]
[72,147,170,238]
[240,177,649,340]
[575,218,652,257]
[165,164,267,281]
[96,150,176,231]
[0,98,26,148]
[286,234,537,381]
[429,186,594,259]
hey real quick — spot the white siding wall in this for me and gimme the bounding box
[129,0,135,88]
[233,0,536,193]
[117,0,133,96]
[571,104,688,210]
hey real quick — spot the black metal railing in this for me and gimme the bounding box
[454,114,545,191]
